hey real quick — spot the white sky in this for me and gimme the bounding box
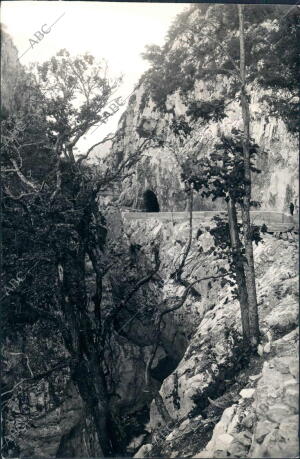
[1,1,190,154]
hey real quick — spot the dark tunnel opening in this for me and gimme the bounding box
[143,190,160,212]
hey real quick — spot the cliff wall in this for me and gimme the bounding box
[111,82,298,213]
[110,5,298,214]
[2,24,298,458]
[125,216,298,458]
[1,29,22,114]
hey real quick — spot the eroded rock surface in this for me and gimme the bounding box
[111,80,298,215]
[128,219,298,459]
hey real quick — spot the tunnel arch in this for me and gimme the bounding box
[143,189,160,212]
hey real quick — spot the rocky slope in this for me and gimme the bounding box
[124,216,298,458]
[2,206,298,457]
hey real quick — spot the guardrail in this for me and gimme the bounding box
[122,210,298,232]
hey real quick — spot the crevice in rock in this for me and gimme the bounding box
[150,356,179,383]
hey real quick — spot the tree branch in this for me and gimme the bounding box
[76,132,117,165]
[8,158,38,192]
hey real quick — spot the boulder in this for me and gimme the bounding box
[216,433,234,449]
[254,420,274,444]
[133,443,153,458]
[233,430,252,447]
[240,388,255,399]
[261,427,299,458]
[266,403,292,423]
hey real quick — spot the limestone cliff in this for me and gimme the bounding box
[110,7,298,214]
[112,84,298,213]
[2,207,298,457]
[1,28,22,113]
[2,21,298,459]
[1,206,187,457]
[125,216,298,458]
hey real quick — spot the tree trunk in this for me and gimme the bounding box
[72,357,113,457]
[238,4,260,347]
[58,253,113,456]
[227,197,250,342]
[175,188,193,280]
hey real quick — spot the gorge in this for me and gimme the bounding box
[1,4,299,458]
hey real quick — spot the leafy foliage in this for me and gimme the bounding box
[32,49,121,150]
[186,99,227,123]
[170,117,192,139]
[180,128,261,205]
[141,3,299,134]
[1,50,157,456]
[206,216,263,297]
[141,46,193,110]
[172,127,264,298]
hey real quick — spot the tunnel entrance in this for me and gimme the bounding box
[143,190,160,212]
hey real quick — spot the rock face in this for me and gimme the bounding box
[195,330,299,459]
[2,211,298,457]
[2,27,298,459]
[126,216,298,459]
[1,29,22,113]
[113,85,298,212]
[110,9,298,214]
[250,331,299,458]
[2,326,101,458]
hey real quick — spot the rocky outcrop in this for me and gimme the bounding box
[1,29,22,113]
[2,209,298,457]
[250,330,299,458]
[113,83,298,213]
[126,216,298,458]
[2,23,298,458]
[195,329,299,459]
[1,325,101,458]
[110,7,298,214]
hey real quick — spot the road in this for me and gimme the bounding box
[122,210,299,233]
